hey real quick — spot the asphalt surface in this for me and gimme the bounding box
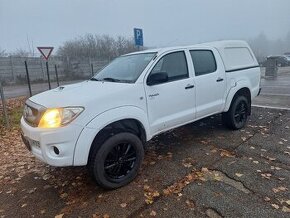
[253,70,290,109]
[1,107,290,217]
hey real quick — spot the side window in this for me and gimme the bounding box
[190,50,217,76]
[150,51,188,83]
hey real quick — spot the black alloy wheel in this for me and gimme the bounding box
[88,132,144,189]
[234,100,248,126]
[104,143,137,181]
[222,95,249,130]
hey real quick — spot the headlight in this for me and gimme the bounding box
[38,107,84,128]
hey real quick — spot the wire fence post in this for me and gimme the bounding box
[55,64,59,87]
[46,61,51,90]
[0,82,9,128]
[91,63,94,77]
[24,60,32,97]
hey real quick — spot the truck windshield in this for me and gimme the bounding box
[92,52,156,83]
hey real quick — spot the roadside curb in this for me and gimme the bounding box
[252,104,290,111]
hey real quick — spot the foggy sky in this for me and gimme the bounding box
[1,0,290,53]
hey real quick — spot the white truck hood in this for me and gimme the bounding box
[29,80,134,108]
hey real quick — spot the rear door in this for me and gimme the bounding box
[145,50,196,135]
[190,49,225,118]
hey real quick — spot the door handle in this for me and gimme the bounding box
[216,78,224,82]
[185,84,194,89]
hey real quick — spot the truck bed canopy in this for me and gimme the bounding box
[200,40,259,72]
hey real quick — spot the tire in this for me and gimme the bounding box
[88,132,144,189]
[222,95,249,130]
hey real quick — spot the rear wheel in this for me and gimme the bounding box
[222,95,249,130]
[88,132,144,189]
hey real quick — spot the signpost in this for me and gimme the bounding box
[134,28,143,49]
[37,47,54,90]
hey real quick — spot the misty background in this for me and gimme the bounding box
[1,0,290,62]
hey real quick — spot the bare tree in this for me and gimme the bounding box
[0,47,6,57]
[10,48,30,57]
[57,34,139,60]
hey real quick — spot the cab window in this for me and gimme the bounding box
[190,50,217,76]
[150,51,188,83]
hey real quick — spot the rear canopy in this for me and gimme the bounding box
[201,40,259,72]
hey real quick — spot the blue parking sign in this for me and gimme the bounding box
[134,28,143,46]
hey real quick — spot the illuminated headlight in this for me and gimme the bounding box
[38,107,84,128]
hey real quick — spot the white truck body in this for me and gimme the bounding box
[21,40,261,169]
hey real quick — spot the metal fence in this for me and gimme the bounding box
[0,56,109,84]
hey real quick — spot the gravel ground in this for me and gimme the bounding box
[0,106,290,218]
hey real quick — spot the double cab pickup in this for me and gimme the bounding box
[21,40,261,188]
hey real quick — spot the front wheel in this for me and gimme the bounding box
[222,95,249,130]
[88,132,144,189]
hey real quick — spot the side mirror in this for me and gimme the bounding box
[147,72,168,86]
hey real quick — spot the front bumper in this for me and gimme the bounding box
[20,117,84,166]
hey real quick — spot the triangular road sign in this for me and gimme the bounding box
[37,47,54,60]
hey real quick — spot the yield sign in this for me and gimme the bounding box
[37,47,54,60]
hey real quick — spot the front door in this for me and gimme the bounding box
[145,51,196,135]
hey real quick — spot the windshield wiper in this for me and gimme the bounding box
[101,77,122,82]
[90,78,100,81]
[93,77,132,83]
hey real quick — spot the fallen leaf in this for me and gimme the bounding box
[272,186,287,193]
[40,209,46,214]
[264,197,270,202]
[150,210,157,216]
[55,214,64,218]
[60,193,68,199]
[163,189,170,195]
[185,199,195,209]
[261,149,267,152]
[253,161,259,164]
[235,173,243,177]
[271,204,279,209]
[103,214,110,218]
[282,206,290,213]
[145,199,154,204]
[286,200,290,205]
[278,177,285,181]
[92,213,101,218]
[213,173,222,181]
[220,149,235,157]
[120,203,127,208]
[21,204,27,208]
[144,185,150,191]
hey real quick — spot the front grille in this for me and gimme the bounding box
[23,100,46,127]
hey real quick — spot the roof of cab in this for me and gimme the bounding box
[125,40,250,56]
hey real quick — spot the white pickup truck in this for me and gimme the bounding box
[21,40,261,189]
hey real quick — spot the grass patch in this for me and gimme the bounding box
[0,97,26,129]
